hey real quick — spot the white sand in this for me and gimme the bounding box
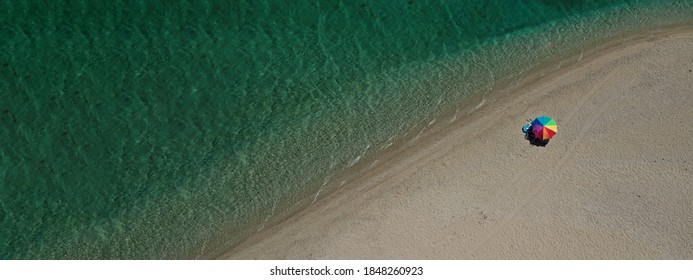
[223,30,693,259]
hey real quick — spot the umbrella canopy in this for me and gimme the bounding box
[530,116,558,140]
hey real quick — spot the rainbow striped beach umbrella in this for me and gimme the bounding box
[530,116,558,140]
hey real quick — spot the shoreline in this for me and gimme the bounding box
[221,27,693,259]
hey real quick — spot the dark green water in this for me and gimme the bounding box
[1,0,692,259]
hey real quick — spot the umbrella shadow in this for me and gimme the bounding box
[525,132,550,147]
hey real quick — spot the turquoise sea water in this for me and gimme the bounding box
[1,0,692,259]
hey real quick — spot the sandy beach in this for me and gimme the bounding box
[223,30,693,259]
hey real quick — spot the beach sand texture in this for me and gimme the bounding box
[224,31,693,259]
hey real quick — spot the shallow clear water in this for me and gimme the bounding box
[0,0,692,259]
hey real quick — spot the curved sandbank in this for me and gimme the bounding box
[223,29,693,259]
